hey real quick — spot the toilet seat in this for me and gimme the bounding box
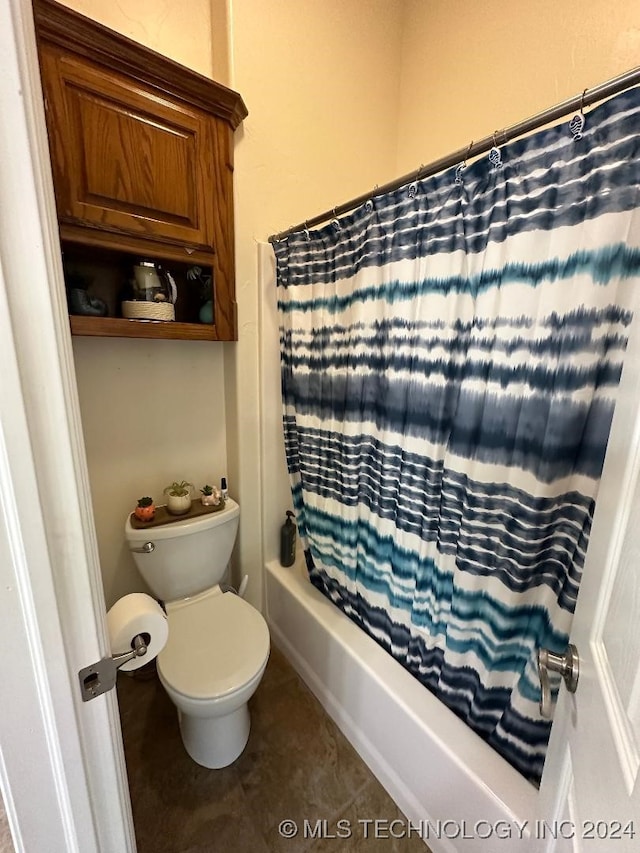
[157,587,270,701]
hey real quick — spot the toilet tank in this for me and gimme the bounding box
[124,498,239,602]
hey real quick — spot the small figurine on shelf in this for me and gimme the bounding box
[200,484,223,507]
[65,272,108,317]
[134,496,155,522]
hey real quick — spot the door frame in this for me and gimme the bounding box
[0,1,135,850]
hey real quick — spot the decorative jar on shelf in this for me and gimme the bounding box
[122,260,176,321]
[199,300,213,324]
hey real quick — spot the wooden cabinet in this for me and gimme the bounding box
[33,0,247,341]
[40,51,219,252]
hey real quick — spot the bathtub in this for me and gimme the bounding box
[265,556,538,853]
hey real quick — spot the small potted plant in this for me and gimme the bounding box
[163,481,194,515]
[200,484,222,507]
[134,496,155,522]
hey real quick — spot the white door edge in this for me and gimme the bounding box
[0,2,135,851]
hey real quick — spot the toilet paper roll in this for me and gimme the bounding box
[107,593,169,672]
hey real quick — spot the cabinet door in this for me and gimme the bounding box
[40,46,217,253]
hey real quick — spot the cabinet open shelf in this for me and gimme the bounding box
[61,241,227,341]
[69,316,219,340]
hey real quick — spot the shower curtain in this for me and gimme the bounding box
[273,87,640,782]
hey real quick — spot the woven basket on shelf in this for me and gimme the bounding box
[121,301,175,321]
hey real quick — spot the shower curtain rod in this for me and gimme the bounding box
[268,65,640,243]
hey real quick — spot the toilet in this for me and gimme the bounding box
[124,498,270,769]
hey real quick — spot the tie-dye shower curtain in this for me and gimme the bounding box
[273,87,640,782]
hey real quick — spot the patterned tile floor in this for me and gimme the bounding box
[117,645,430,853]
[0,791,13,853]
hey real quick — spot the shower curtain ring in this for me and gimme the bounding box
[455,142,473,185]
[489,132,503,168]
[570,89,588,140]
[465,140,474,164]
[304,221,310,240]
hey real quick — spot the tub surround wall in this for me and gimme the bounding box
[257,244,291,575]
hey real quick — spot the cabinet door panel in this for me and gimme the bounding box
[76,91,197,224]
[41,48,215,251]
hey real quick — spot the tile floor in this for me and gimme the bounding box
[0,792,13,853]
[117,645,430,853]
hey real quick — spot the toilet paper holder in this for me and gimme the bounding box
[78,633,149,702]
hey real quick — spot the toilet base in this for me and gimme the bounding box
[178,703,251,769]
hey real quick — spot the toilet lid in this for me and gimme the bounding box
[157,590,270,700]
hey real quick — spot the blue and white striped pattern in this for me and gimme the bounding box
[274,87,640,782]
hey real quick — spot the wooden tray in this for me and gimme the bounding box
[129,500,225,530]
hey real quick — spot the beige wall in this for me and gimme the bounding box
[54,0,638,611]
[396,0,640,171]
[58,0,214,77]
[58,0,225,607]
[252,0,640,577]
[227,0,405,605]
[55,0,405,609]
[73,338,227,606]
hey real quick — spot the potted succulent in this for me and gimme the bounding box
[134,496,155,522]
[163,481,194,515]
[200,484,222,507]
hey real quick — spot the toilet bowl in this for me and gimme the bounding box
[124,499,270,768]
[157,586,269,768]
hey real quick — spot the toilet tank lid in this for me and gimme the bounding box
[125,497,239,541]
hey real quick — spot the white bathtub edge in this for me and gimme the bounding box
[266,558,537,853]
[268,616,458,850]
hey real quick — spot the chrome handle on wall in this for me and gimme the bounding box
[130,541,155,554]
[537,644,580,718]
